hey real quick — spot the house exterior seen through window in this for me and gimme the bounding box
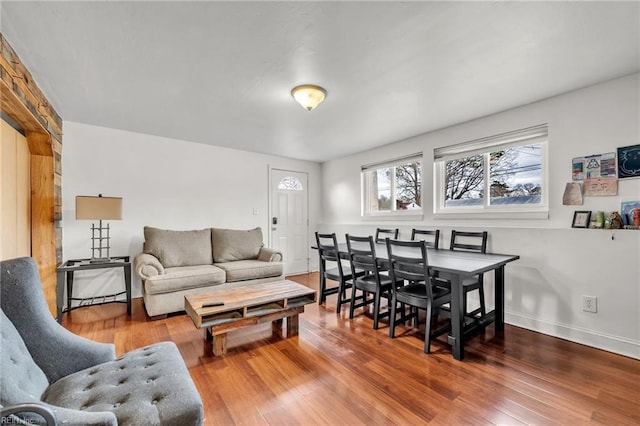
[435,125,548,217]
[362,154,422,216]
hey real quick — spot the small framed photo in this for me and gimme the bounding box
[572,211,591,228]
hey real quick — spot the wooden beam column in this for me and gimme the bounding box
[1,33,63,315]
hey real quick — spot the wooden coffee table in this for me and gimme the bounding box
[185,279,316,355]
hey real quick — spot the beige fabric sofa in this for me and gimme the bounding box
[134,226,283,318]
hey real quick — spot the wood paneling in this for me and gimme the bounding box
[1,118,30,260]
[61,273,640,425]
[1,34,62,313]
[31,154,56,315]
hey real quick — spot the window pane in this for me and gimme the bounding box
[489,144,542,205]
[375,168,392,211]
[395,162,422,209]
[278,176,303,191]
[362,156,423,215]
[444,155,484,208]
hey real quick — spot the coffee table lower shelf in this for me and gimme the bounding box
[185,280,317,356]
[205,306,305,355]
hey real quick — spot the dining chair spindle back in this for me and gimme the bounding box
[385,238,451,353]
[345,234,403,329]
[315,232,363,314]
[375,228,399,243]
[449,230,489,319]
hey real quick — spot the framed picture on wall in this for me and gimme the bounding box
[617,144,640,179]
[572,211,591,228]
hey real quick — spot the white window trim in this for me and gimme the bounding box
[361,153,424,219]
[434,125,549,219]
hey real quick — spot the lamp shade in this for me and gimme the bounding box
[291,84,327,111]
[76,195,122,220]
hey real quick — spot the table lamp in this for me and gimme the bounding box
[75,194,122,262]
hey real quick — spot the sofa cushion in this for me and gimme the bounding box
[41,342,203,425]
[0,310,49,407]
[144,265,226,295]
[211,227,264,263]
[144,227,213,268]
[214,260,282,282]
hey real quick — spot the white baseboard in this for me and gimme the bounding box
[506,311,640,360]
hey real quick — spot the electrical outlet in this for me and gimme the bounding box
[582,295,597,313]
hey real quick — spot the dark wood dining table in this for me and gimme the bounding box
[320,242,520,360]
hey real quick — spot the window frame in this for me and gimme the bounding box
[433,125,549,219]
[361,153,424,219]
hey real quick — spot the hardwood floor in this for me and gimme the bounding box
[61,273,640,425]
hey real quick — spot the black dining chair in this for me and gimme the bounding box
[385,238,451,353]
[410,229,440,249]
[345,234,403,330]
[448,230,489,319]
[374,228,399,243]
[315,232,364,314]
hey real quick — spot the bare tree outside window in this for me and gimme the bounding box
[363,158,422,214]
[395,162,421,209]
[444,144,542,208]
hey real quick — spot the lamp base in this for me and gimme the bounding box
[89,257,112,264]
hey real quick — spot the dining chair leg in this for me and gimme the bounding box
[318,274,326,305]
[478,285,486,317]
[349,286,358,319]
[389,295,398,338]
[373,292,381,330]
[336,285,344,314]
[424,302,433,354]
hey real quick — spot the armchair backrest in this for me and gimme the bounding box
[0,309,49,408]
[0,257,114,383]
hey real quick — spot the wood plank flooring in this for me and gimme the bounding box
[61,273,640,425]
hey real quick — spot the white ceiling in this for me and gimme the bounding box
[1,1,638,162]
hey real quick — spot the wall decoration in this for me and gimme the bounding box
[617,144,640,179]
[590,211,604,229]
[562,182,583,205]
[572,210,591,228]
[572,152,616,180]
[621,200,640,225]
[583,177,618,196]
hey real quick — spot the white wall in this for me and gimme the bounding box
[320,73,640,359]
[62,122,321,299]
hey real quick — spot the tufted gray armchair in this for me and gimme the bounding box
[1,257,204,425]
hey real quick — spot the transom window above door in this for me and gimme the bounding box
[277,176,303,191]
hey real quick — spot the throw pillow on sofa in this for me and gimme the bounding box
[211,227,264,262]
[144,227,213,267]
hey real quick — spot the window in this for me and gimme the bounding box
[362,154,422,216]
[434,125,548,217]
[277,176,303,191]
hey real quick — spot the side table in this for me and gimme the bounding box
[56,256,132,323]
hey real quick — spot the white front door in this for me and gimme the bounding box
[270,169,309,275]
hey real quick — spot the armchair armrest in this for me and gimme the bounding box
[1,403,57,425]
[1,402,117,426]
[257,247,283,262]
[134,253,165,279]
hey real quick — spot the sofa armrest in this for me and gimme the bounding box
[134,253,165,280]
[257,247,283,262]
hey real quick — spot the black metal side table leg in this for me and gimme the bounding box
[124,264,132,315]
[56,269,65,323]
[66,271,74,313]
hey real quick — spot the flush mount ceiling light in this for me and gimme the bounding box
[291,84,327,111]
